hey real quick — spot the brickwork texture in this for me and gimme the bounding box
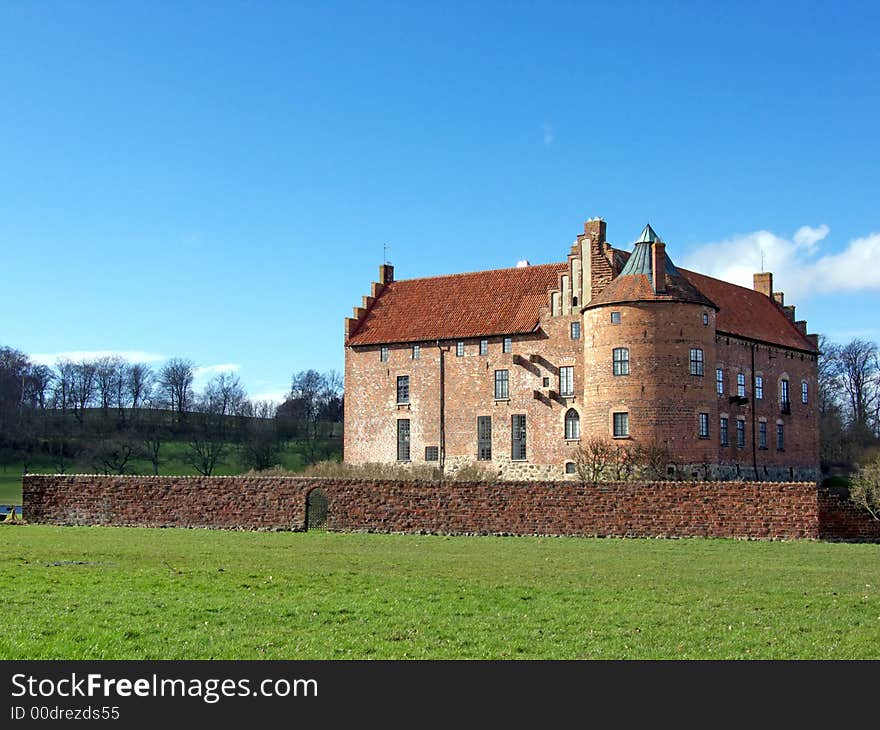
[23,474,879,541]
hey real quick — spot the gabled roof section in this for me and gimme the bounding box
[679,269,818,353]
[346,263,567,346]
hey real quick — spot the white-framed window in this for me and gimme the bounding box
[380,346,389,362]
[699,413,709,439]
[689,348,704,376]
[564,409,580,440]
[780,379,790,407]
[755,375,763,400]
[396,375,410,404]
[737,373,746,397]
[511,414,527,460]
[716,368,724,395]
[702,312,709,326]
[412,344,420,360]
[559,366,574,396]
[502,337,512,353]
[802,381,808,404]
[613,412,629,438]
[613,348,630,376]
[397,419,410,461]
[456,341,464,357]
[570,322,581,340]
[611,311,621,324]
[479,339,488,355]
[494,370,509,399]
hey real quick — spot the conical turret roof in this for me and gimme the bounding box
[584,225,717,310]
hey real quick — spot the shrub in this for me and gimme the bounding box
[849,457,880,521]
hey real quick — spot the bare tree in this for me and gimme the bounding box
[573,437,614,483]
[836,339,879,430]
[94,356,124,416]
[850,456,880,521]
[126,363,154,411]
[25,364,54,409]
[634,441,675,480]
[69,359,98,423]
[203,372,247,416]
[159,358,195,419]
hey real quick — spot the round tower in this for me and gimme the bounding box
[582,225,719,473]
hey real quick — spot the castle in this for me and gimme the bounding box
[343,219,819,481]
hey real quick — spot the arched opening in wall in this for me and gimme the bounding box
[306,488,329,531]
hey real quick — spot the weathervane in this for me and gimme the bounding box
[383,242,390,265]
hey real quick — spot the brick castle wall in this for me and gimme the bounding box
[23,474,877,540]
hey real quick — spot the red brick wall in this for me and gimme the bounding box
[818,488,880,541]
[23,474,856,540]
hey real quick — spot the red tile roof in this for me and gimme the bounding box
[679,269,817,353]
[584,271,717,310]
[346,263,567,346]
[347,256,817,354]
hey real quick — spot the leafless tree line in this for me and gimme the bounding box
[1,345,344,477]
[817,335,880,465]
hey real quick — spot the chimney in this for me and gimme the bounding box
[773,292,784,306]
[379,263,394,284]
[795,320,807,335]
[583,217,606,244]
[753,272,773,298]
[807,333,819,349]
[652,241,667,294]
[783,305,795,322]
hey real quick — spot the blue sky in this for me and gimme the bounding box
[2,1,879,402]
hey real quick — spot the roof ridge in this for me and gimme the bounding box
[392,261,567,284]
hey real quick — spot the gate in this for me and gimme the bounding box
[306,488,329,531]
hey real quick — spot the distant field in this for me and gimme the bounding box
[1,526,878,659]
[0,438,340,505]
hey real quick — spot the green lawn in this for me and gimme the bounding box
[0,437,338,506]
[1,526,878,659]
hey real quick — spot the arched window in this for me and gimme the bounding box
[564,409,580,440]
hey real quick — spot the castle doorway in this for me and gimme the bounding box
[305,488,329,531]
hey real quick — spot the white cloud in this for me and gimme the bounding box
[29,350,166,366]
[793,224,829,251]
[193,363,241,379]
[542,122,554,147]
[679,225,880,302]
[250,388,289,404]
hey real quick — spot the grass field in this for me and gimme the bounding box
[1,526,878,659]
[0,438,339,506]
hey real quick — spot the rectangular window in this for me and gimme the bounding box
[736,419,745,448]
[611,312,621,324]
[502,337,512,353]
[777,423,785,450]
[380,346,389,362]
[781,379,790,411]
[802,381,808,404]
[699,413,709,439]
[559,366,574,396]
[477,416,492,461]
[511,414,527,460]
[397,419,410,461]
[759,421,767,450]
[570,322,581,340]
[716,368,724,395]
[424,446,439,461]
[396,375,410,404]
[737,373,746,398]
[494,369,509,399]
[755,375,763,400]
[411,344,420,360]
[613,412,629,438]
[720,417,729,446]
[613,348,630,376]
[689,348,704,376]
[456,341,464,357]
[479,339,488,356]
